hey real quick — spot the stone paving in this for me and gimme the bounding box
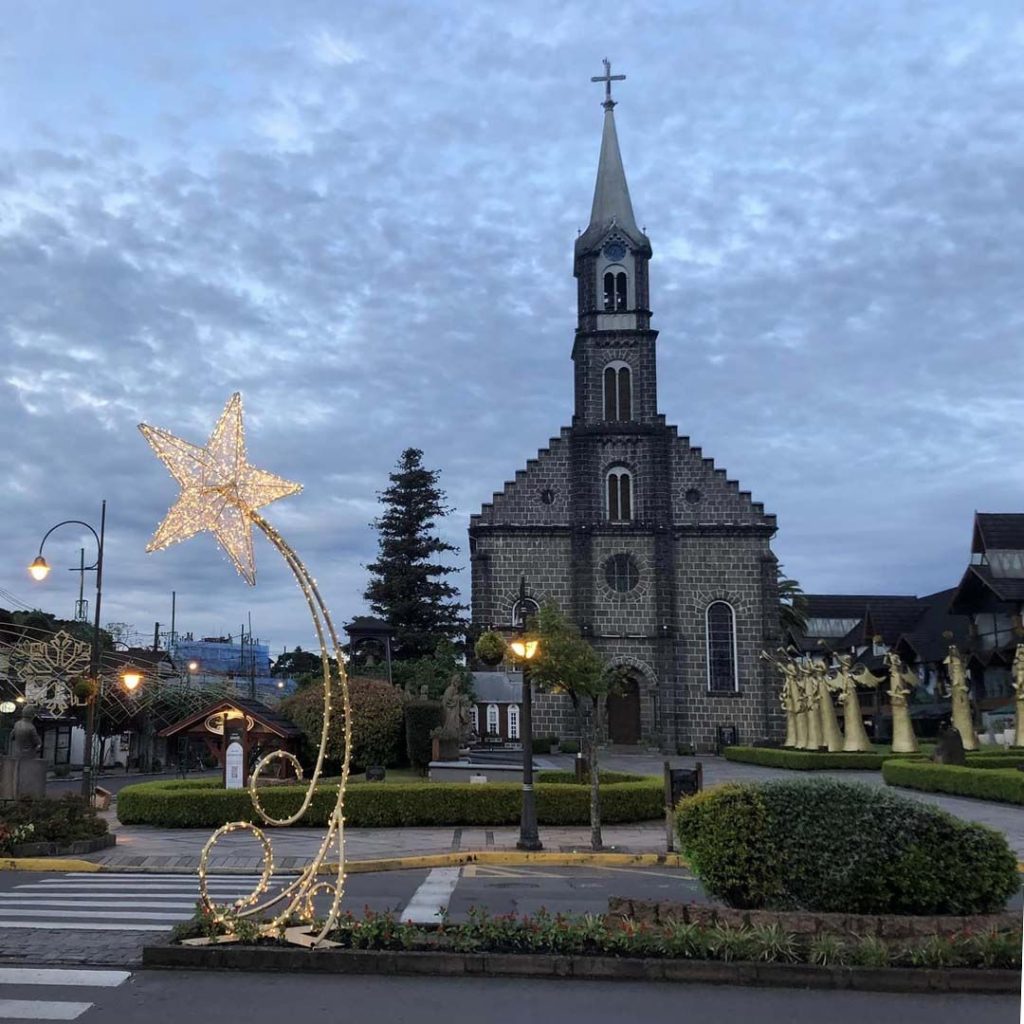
[76,753,1024,871]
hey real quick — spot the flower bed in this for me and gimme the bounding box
[882,760,1024,805]
[117,775,663,828]
[0,795,108,854]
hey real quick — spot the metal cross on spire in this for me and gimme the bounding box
[591,57,626,108]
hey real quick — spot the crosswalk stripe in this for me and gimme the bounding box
[0,921,169,931]
[0,908,189,921]
[401,867,461,924]
[0,900,199,910]
[0,967,130,987]
[0,998,92,1020]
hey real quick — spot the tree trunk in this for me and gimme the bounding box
[589,696,603,851]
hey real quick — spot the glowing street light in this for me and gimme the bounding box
[28,556,51,582]
[121,666,143,692]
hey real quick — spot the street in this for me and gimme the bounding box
[0,967,1017,1023]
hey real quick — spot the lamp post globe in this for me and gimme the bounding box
[28,556,50,582]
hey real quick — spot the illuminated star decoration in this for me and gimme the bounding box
[139,393,301,585]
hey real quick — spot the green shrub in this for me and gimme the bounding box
[280,676,405,773]
[0,795,108,848]
[536,770,646,785]
[882,760,1024,804]
[558,740,581,755]
[404,700,442,774]
[116,776,663,828]
[675,778,1019,915]
[963,753,1024,770]
[722,746,928,770]
[531,735,553,754]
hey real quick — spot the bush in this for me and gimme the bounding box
[675,778,1019,915]
[0,795,108,849]
[722,746,929,770]
[536,770,646,784]
[558,740,581,755]
[116,775,664,828]
[281,676,405,773]
[882,760,1024,805]
[404,700,442,774]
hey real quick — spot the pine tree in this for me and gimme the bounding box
[364,448,467,660]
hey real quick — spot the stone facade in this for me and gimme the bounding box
[469,96,783,753]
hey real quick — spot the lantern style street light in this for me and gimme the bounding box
[508,577,542,852]
[28,500,107,799]
[120,666,143,692]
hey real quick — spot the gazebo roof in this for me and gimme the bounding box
[158,697,301,739]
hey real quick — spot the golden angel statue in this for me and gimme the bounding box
[943,644,979,750]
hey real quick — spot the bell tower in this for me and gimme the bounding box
[572,60,658,429]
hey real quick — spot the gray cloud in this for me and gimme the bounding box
[1,1,1022,650]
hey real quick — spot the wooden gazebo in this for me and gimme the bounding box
[159,697,302,786]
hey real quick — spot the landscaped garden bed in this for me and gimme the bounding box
[882,759,1024,805]
[144,906,1021,992]
[722,745,1022,772]
[117,774,663,827]
[0,795,111,856]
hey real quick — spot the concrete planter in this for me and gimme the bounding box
[141,941,1020,993]
[11,833,116,857]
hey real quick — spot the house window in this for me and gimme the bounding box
[706,601,738,692]
[605,554,639,593]
[508,704,520,740]
[511,597,540,629]
[471,705,479,734]
[486,703,499,736]
[603,362,632,421]
[606,468,633,522]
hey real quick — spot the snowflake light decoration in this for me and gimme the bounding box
[17,629,91,715]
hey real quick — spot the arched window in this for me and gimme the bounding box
[706,602,738,692]
[471,704,480,734]
[486,703,500,736]
[603,362,632,421]
[606,468,633,522]
[511,597,540,629]
[615,272,627,311]
[508,704,520,741]
[603,272,615,311]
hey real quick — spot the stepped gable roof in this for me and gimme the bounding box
[973,513,1024,553]
[470,671,523,703]
[158,696,302,739]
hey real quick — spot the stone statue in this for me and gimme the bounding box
[811,660,844,752]
[832,654,876,752]
[799,661,824,750]
[10,704,42,759]
[885,651,919,754]
[943,644,979,750]
[1012,644,1024,748]
[438,675,471,741]
[0,703,46,799]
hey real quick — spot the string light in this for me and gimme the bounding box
[141,392,353,947]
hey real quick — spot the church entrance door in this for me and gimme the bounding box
[607,676,641,744]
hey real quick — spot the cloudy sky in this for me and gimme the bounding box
[1,1,1022,655]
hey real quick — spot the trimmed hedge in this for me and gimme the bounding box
[535,770,646,785]
[117,776,663,828]
[676,778,1019,915]
[722,746,923,770]
[882,760,1024,805]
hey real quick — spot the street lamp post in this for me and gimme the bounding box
[507,576,542,852]
[28,500,106,799]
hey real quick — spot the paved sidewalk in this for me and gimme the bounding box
[73,754,1023,872]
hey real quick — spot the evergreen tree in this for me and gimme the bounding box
[364,449,467,660]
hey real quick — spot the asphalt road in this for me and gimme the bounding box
[5,969,1016,1024]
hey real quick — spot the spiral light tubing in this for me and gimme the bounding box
[198,821,274,919]
[196,515,350,934]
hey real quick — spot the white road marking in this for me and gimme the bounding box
[0,908,189,921]
[0,999,92,1020]
[400,867,461,924]
[0,899,200,910]
[0,967,130,987]
[0,921,169,931]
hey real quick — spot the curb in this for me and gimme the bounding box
[0,850,690,875]
[141,943,1022,994]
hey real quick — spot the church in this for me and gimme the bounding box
[469,68,783,752]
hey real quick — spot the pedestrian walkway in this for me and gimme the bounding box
[0,966,130,1020]
[0,873,267,931]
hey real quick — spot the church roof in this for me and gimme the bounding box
[575,104,650,256]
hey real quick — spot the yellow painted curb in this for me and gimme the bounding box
[0,858,101,872]
[323,851,690,874]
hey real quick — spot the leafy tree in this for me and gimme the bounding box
[271,646,336,688]
[392,639,472,701]
[364,449,467,660]
[529,602,615,851]
[777,567,808,636]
